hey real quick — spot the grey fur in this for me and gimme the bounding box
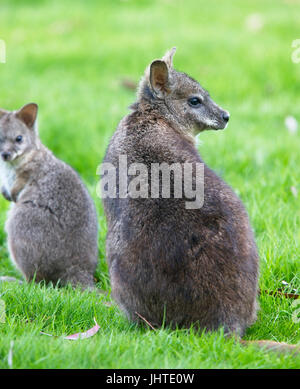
[0,103,98,289]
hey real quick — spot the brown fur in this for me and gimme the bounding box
[102,48,259,336]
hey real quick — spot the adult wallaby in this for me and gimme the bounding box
[0,103,98,289]
[102,48,298,353]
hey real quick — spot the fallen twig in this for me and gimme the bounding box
[135,312,157,331]
[263,289,299,299]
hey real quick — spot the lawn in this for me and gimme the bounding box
[0,0,299,369]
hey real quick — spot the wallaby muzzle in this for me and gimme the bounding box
[1,151,12,161]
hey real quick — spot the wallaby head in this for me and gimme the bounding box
[138,47,230,133]
[0,103,39,163]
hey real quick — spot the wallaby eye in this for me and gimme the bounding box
[15,135,23,143]
[188,97,202,107]
[188,97,202,108]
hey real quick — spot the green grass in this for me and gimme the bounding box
[0,0,299,369]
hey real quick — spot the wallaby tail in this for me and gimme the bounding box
[0,276,23,284]
[240,339,300,355]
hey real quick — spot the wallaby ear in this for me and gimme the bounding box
[149,60,170,98]
[161,47,176,68]
[16,103,38,129]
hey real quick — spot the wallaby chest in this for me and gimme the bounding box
[0,160,16,197]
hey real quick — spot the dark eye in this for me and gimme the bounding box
[15,135,23,143]
[188,97,202,107]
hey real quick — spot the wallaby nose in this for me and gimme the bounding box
[1,151,11,161]
[222,112,230,122]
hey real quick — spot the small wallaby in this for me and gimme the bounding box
[0,103,98,289]
[102,48,299,354]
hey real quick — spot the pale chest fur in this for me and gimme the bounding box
[0,160,16,197]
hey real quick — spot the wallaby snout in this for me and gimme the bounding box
[1,151,12,161]
[203,97,230,131]
[214,108,230,130]
[222,111,230,122]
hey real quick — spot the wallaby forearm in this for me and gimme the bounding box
[10,179,27,202]
[1,180,26,203]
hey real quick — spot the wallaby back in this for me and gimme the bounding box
[102,49,259,336]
